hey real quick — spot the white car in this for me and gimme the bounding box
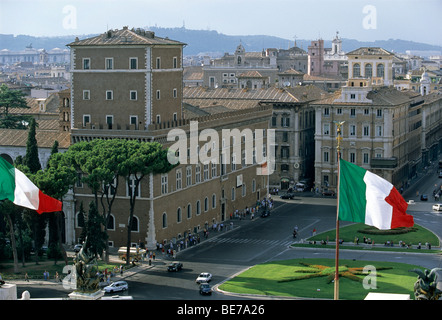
[196,272,212,284]
[432,204,442,211]
[103,281,128,293]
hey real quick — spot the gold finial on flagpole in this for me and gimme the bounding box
[334,121,345,155]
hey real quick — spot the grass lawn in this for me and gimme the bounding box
[218,258,421,300]
[307,223,440,248]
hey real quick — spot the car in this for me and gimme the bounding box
[433,204,442,211]
[103,281,128,293]
[322,190,335,197]
[439,171,442,178]
[420,194,428,201]
[167,261,183,272]
[261,210,270,218]
[196,272,212,284]
[73,244,82,253]
[199,283,212,295]
[280,192,295,199]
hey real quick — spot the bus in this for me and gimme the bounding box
[118,247,146,262]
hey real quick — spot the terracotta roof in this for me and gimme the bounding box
[67,27,185,47]
[278,69,304,75]
[310,86,420,106]
[346,47,394,56]
[184,87,298,109]
[237,71,266,78]
[0,129,70,149]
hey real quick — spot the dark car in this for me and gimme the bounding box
[199,283,212,295]
[261,210,270,218]
[280,192,295,199]
[322,190,335,197]
[420,194,428,201]
[167,261,183,272]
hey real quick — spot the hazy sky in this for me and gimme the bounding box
[1,0,441,46]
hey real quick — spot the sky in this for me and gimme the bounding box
[1,0,442,46]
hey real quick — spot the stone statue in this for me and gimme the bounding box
[73,237,100,293]
[410,268,442,300]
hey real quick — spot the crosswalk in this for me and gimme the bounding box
[206,236,294,247]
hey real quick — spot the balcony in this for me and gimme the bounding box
[370,157,397,169]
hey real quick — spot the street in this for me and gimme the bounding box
[15,164,442,300]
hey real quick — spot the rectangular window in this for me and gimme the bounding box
[83,115,90,127]
[156,57,161,69]
[156,90,160,100]
[350,152,356,163]
[161,174,168,194]
[203,164,209,180]
[173,88,177,98]
[106,115,113,129]
[363,125,370,136]
[176,169,182,190]
[186,166,192,186]
[83,58,90,70]
[173,57,178,68]
[106,90,113,100]
[324,108,330,116]
[281,116,290,127]
[376,109,382,118]
[130,90,137,100]
[323,151,329,162]
[350,109,356,117]
[323,123,330,135]
[129,57,138,69]
[105,58,113,70]
[376,125,382,136]
[349,125,356,136]
[130,116,138,129]
[211,163,217,177]
[195,164,201,183]
[83,90,90,100]
[363,153,369,164]
[127,175,140,197]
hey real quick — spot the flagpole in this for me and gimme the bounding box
[334,121,344,300]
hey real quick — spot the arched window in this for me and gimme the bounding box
[364,64,372,78]
[177,207,182,223]
[376,64,384,78]
[212,194,216,209]
[196,200,201,215]
[204,197,209,212]
[129,216,139,232]
[106,214,115,230]
[187,203,192,219]
[353,63,361,77]
[162,212,167,228]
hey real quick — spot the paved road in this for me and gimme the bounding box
[12,164,442,300]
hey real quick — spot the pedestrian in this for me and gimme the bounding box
[55,271,59,283]
[25,272,29,282]
[120,265,123,276]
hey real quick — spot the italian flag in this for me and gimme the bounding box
[338,158,413,230]
[0,157,62,214]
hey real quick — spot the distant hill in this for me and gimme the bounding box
[1,26,441,57]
